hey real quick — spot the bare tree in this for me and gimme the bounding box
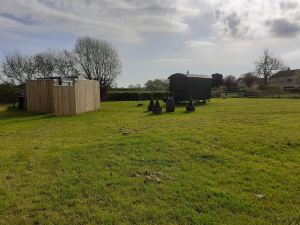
[1,52,37,85]
[54,50,79,77]
[240,72,257,87]
[1,37,121,94]
[1,49,79,85]
[255,49,286,84]
[73,37,121,97]
[34,50,56,78]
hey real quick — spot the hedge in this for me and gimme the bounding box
[106,91,169,101]
[0,84,20,104]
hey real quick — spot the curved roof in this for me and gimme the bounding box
[168,73,211,79]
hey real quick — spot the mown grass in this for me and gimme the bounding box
[0,99,299,225]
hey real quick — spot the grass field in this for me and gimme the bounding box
[0,99,299,225]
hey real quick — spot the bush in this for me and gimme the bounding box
[257,83,281,91]
[0,83,20,104]
[106,91,169,101]
[211,87,223,98]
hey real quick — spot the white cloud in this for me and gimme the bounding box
[185,40,214,47]
[151,58,188,63]
[2,0,300,43]
[0,0,201,42]
[283,49,300,68]
[208,0,300,39]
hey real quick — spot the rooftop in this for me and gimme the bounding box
[271,69,300,78]
[168,73,211,79]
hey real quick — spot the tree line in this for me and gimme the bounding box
[127,79,169,91]
[213,49,288,89]
[126,49,288,91]
[0,36,121,98]
[0,45,289,103]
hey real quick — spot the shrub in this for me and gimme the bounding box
[153,100,162,114]
[166,97,175,113]
[257,84,281,91]
[186,97,195,112]
[0,83,20,104]
[148,99,154,111]
[211,87,223,98]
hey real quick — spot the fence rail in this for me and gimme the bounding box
[211,89,300,99]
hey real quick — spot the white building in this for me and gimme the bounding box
[270,69,300,90]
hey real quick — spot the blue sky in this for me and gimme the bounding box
[1,0,300,87]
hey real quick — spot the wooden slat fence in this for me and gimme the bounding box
[53,85,77,116]
[75,80,100,114]
[26,80,100,116]
[26,80,54,113]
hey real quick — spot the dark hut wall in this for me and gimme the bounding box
[169,74,188,101]
[168,73,212,101]
[187,77,211,100]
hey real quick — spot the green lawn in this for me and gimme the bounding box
[0,99,299,225]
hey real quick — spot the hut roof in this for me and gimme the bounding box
[168,73,211,79]
[186,74,211,79]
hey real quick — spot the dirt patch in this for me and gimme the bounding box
[119,126,150,136]
[0,132,8,138]
[254,194,265,199]
[6,174,14,180]
[130,171,175,184]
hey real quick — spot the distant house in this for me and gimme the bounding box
[270,69,300,90]
[168,73,212,102]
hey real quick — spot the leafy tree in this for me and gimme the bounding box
[224,75,237,89]
[144,79,168,91]
[255,49,286,84]
[128,84,142,89]
[0,83,19,104]
[239,72,257,87]
[211,73,224,87]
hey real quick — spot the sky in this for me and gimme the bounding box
[1,0,300,87]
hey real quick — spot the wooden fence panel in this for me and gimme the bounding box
[27,79,100,116]
[26,80,54,113]
[75,80,100,114]
[53,86,76,116]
